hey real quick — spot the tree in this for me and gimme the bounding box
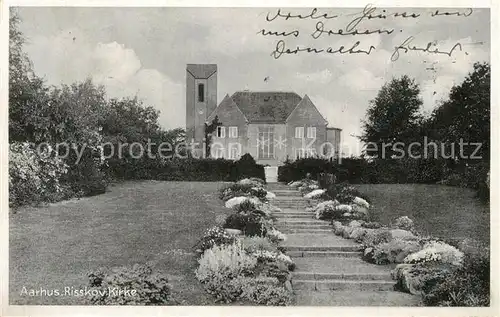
[9,8,50,143]
[204,116,222,158]
[361,75,423,158]
[429,62,490,162]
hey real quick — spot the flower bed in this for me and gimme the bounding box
[194,179,294,305]
[288,178,489,306]
[293,180,372,222]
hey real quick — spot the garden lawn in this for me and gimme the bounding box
[9,181,233,305]
[355,184,490,243]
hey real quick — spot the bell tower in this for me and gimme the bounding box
[186,64,218,156]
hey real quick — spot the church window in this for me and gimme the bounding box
[198,83,205,102]
[216,126,225,138]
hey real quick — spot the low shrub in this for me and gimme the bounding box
[422,251,490,306]
[362,221,383,229]
[404,241,464,266]
[241,236,278,254]
[219,183,268,202]
[194,226,237,253]
[392,262,453,295]
[238,276,293,306]
[87,263,171,305]
[361,229,393,247]
[313,200,340,220]
[225,196,261,209]
[195,243,257,285]
[9,142,68,207]
[393,216,415,232]
[223,213,266,237]
[367,238,423,265]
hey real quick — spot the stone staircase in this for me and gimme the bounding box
[267,182,422,306]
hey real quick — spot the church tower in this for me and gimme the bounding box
[186,64,218,157]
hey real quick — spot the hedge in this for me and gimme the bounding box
[278,157,489,202]
[108,153,265,182]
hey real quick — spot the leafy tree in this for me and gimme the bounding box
[361,75,423,158]
[9,8,50,143]
[428,62,490,162]
[204,116,222,158]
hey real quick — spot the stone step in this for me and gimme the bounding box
[276,220,326,225]
[284,245,363,252]
[276,224,331,230]
[292,279,395,291]
[280,228,333,234]
[294,290,422,306]
[274,213,313,219]
[273,206,309,209]
[274,196,305,200]
[273,201,308,204]
[287,250,362,258]
[292,271,392,281]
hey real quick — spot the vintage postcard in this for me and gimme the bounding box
[1,0,497,316]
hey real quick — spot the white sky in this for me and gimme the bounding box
[17,6,490,156]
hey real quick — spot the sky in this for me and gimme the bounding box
[17,6,490,156]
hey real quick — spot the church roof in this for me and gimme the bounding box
[186,64,217,79]
[230,91,303,123]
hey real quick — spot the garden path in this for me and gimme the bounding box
[267,183,422,306]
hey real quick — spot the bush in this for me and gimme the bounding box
[241,236,278,254]
[393,216,415,232]
[312,200,340,220]
[195,226,237,253]
[362,221,383,229]
[361,229,393,247]
[111,155,265,182]
[404,241,464,266]
[422,251,490,306]
[87,263,171,305]
[9,142,68,207]
[195,243,258,302]
[367,238,422,264]
[238,276,293,306]
[223,213,266,237]
[62,145,107,197]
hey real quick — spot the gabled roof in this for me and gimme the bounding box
[186,64,217,79]
[286,94,328,125]
[208,94,248,122]
[230,91,302,124]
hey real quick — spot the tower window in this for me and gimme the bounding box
[198,83,205,102]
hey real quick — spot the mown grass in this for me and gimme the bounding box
[9,181,233,305]
[355,184,489,243]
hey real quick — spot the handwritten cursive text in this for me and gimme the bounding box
[391,36,463,61]
[271,39,376,59]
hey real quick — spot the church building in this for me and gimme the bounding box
[185,64,341,166]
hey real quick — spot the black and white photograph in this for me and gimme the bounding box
[2,1,496,313]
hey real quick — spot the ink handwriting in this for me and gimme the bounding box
[391,36,463,61]
[266,8,338,22]
[312,21,394,40]
[271,39,376,59]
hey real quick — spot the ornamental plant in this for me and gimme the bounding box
[195,242,257,283]
[195,226,236,253]
[404,241,464,266]
[9,142,68,207]
[87,263,171,305]
[368,238,423,264]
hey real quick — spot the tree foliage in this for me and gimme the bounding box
[361,75,424,158]
[428,62,490,162]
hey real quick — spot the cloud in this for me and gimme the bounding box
[24,28,184,130]
[295,69,333,84]
[338,68,385,92]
